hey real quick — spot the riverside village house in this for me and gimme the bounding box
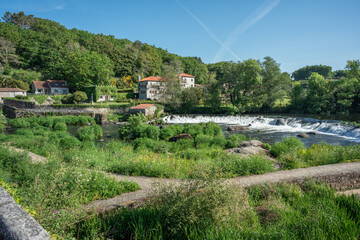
[32,80,69,95]
[138,73,195,100]
[0,88,27,103]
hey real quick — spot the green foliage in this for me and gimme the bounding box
[84,85,117,102]
[225,134,247,148]
[132,124,160,140]
[128,112,147,127]
[271,137,305,157]
[53,122,67,131]
[73,91,88,103]
[292,64,332,80]
[77,124,103,141]
[0,110,6,131]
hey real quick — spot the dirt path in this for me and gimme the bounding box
[85,162,360,212]
[3,143,47,163]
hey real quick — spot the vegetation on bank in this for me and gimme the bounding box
[1,114,359,238]
[70,180,360,239]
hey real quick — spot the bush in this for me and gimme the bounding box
[59,136,81,149]
[132,137,157,151]
[73,91,88,103]
[271,137,305,157]
[77,125,103,141]
[15,129,34,136]
[128,113,147,127]
[53,122,67,131]
[132,124,160,140]
[211,135,227,148]
[119,125,131,139]
[184,124,203,138]
[204,122,223,137]
[225,134,247,148]
[61,93,74,104]
[195,134,213,149]
[160,126,176,140]
[170,138,195,152]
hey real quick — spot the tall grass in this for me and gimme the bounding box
[70,181,360,239]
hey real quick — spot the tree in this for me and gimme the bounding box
[290,82,305,111]
[63,49,114,91]
[260,57,290,110]
[205,81,221,111]
[292,65,332,80]
[0,37,20,66]
[2,11,35,29]
[305,72,332,113]
[73,91,88,103]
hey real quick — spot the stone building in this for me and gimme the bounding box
[0,88,27,103]
[32,80,69,95]
[138,73,195,100]
[129,104,157,116]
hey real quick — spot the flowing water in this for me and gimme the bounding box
[162,115,360,146]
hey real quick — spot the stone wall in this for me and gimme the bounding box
[3,106,130,119]
[3,99,35,109]
[0,187,50,240]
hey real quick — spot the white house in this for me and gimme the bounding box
[138,73,195,100]
[32,80,69,95]
[178,73,195,88]
[0,88,27,102]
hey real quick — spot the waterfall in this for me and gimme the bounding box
[163,115,360,142]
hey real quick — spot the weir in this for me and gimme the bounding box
[163,115,360,142]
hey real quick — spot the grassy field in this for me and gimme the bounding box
[1,114,360,238]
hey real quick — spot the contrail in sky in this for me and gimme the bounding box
[213,0,281,62]
[175,0,241,61]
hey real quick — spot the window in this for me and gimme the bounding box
[62,84,65,86]
[55,83,58,86]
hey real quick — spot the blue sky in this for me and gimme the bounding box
[1,0,359,73]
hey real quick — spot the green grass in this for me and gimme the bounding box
[69,181,360,239]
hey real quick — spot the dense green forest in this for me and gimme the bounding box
[0,11,359,114]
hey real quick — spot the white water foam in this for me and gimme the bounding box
[163,115,360,142]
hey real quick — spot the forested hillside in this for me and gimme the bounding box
[0,11,210,91]
[0,11,359,114]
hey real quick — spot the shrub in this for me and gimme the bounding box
[59,136,81,149]
[204,122,223,137]
[53,122,67,131]
[170,138,195,152]
[7,118,31,128]
[15,129,34,136]
[195,134,213,149]
[184,124,203,138]
[61,93,74,104]
[225,134,247,148]
[160,126,176,140]
[128,113,147,127]
[271,137,305,157]
[144,125,160,140]
[119,125,131,139]
[211,135,227,148]
[132,137,156,151]
[73,91,88,103]
[77,125,103,141]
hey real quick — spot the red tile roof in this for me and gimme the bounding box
[32,81,48,89]
[138,76,165,82]
[46,80,68,88]
[32,80,69,89]
[179,73,195,78]
[130,104,155,109]
[0,88,26,92]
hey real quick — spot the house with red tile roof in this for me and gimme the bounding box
[0,88,27,102]
[31,80,69,95]
[129,104,158,116]
[138,73,195,100]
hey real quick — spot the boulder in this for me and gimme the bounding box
[99,114,108,125]
[275,118,286,126]
[227,126,249,131]
[307,131,317,135]
[226,140,270,157]
[297,133,309,138]
[169,133,193,142]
